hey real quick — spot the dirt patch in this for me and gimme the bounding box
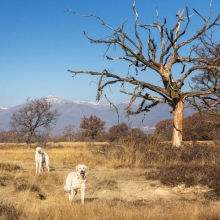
[85,167,210,203]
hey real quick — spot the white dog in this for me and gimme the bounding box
[35,147,50,173]
[64,164,87,204]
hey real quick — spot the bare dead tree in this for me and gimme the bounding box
[0,130,17,143]
[188,32,220,116]
[34,128,51,147]
[61,124,76,141]
[67,1,220,147]
[9,98,60,149]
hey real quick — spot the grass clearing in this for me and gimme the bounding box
[1,141,220,219]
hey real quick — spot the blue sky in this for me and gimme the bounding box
[1,0,220,107]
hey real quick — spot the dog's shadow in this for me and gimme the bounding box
[74,198,99,204]
[85,197,98,203]
[49,166,55,172]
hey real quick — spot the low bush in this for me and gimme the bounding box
[146,164,220,198]
[14,178,46,200]
[0,163,21,172]
[0,202,21,220]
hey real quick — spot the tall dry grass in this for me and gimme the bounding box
[1,196,220,220]
[1,140,219,168]
[1,140,220,219]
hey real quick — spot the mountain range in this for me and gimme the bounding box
[0,95,195,135]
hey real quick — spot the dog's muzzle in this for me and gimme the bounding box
[80,171,85,178]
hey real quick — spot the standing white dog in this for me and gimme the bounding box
[64,164,87,204]
[35,147,50,173]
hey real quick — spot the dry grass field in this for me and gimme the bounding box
[1,141,220,219]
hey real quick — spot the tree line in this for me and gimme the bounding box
[1,96,220,146]
[155,112,220,142]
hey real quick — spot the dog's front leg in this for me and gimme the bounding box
[38,162,42,173]
[36,162,38,173]
[80,184,86,204]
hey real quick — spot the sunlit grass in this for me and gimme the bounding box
[1,196,220,220]
[1,141,220,219]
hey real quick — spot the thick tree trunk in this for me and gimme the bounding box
[27,142,31,150]
[172,99,184,147]
[26,138,31,150]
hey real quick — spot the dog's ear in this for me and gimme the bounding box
[84,166,87,172]
[75,165,78,171]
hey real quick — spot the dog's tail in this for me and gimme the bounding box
[64,184,71,192]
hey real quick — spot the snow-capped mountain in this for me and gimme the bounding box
[45,95,110,109]
[0,106,9,110]
[44,95,73,104]
[0,95,195,134]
